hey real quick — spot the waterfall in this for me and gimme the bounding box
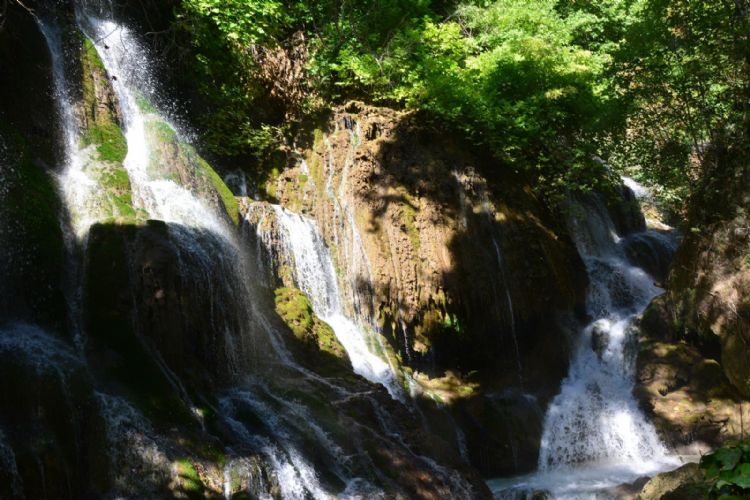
[78,16,231,238]
[256,205,402,398]
[44,13,475,498]
[492,191,679,499]
[36,12,343,497]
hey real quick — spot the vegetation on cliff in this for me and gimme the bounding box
[149,0,743,210]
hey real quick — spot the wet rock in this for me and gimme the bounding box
[0,4,67,334]
[622,231,678,283]
[454,390,545,476]
[636,462,706,499]
[0,324,107,499]
[591,321,610,358]
[608,183,647,236]
[276,104,588,399]
[608,475,650,499]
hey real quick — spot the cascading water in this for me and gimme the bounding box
[73,15,354,497]
[267,205,402,398]
[59,12,477,499]
[36,19,100,240]
[77,16,230,238]
[491,191,680,499]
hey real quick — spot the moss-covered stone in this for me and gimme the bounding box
[144,118,240,224]
[190,147,240,225]
[82,122,127,162]
[637,463,706,499]
[274,287,346,360]
[173,458,205,498]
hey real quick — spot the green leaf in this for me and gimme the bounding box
[731,463,750,489]
[716,447,743,471]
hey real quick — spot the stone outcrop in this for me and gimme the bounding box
[635,295,747,452]
[634,151,750,453]
[258,104,596,477]
[272,103,588,399]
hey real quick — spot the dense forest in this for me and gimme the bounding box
[1,0,750,498]
[148,0,749,209]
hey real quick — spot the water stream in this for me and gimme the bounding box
[491,192,680,499]
[268,205,402,398]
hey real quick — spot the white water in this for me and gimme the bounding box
[494,194,679,499]
[35,19,103,240]
[22,10,481,499]
[78,17,231,239]
[73,16,405,498]
[267,205,402,399]
[221,389,337,500]
[57,15,336,497]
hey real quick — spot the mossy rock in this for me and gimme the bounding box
[274,287,314,339]
[82,122,127,163]
[174,458,205,498]
[273,287,348,371]
[76,32,138,225]
[143,118,240,224]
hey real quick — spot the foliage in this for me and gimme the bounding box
[611,0,750,212]
[701,439,750,497]
[170,0,750,204]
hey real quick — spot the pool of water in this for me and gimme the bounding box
[487,456,690,499]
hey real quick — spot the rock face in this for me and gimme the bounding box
[273,104,587,398]
[259,104,594,476]
[635,299,745,452]
[634,152,750,453]
[0,4,68,334]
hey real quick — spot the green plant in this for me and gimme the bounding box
[701,439,750,496]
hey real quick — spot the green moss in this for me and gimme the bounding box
[145,120,178,145]
[274,287,346,360]
[144,119,239,224]
[135,92,158,114]
[82,37,105,72]
[193,153,240,225]
[313,128,324,148]
[100,166,130,192]
[314,319,345,359]
[83,162,138,224]
[274,287,314,339]
[175,458,205,497]
[264,167,280,200]
[82,122,127,162]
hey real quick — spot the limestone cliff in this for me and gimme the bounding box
[271,103,588,398]
[247,103,595,476]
